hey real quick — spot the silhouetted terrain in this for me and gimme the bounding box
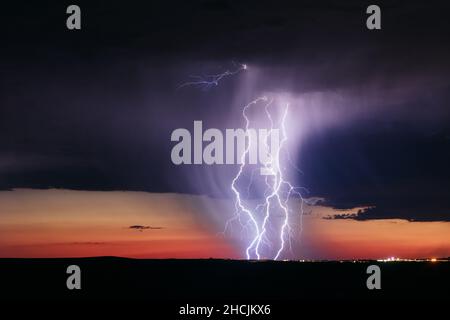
[0,258,448,302]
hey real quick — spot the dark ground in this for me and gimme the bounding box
[0,258,448,301]
[1,258,448,317]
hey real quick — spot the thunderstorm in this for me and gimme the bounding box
[226,96,304,260]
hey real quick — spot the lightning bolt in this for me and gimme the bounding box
[225,96,304,260]
[178,63,247,90]
[230,96,267,260]
[177,62,303,260]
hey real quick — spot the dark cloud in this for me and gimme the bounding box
[303,125,450,222]
[1,0,450,222]
[128,225,164,232]
[326,205,450,222]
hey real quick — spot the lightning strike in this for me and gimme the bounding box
[177,62,303,260]
[178,63,247,90]
[226,96,304,260]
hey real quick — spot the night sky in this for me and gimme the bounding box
[1,0,450,259]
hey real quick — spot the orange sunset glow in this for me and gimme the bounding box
[0,189,449,260]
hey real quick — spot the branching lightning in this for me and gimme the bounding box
[177,62,304,260]
[178,63,247,90]
[225,96,304,260]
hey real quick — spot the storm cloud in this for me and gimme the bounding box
[1,0,450,221]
